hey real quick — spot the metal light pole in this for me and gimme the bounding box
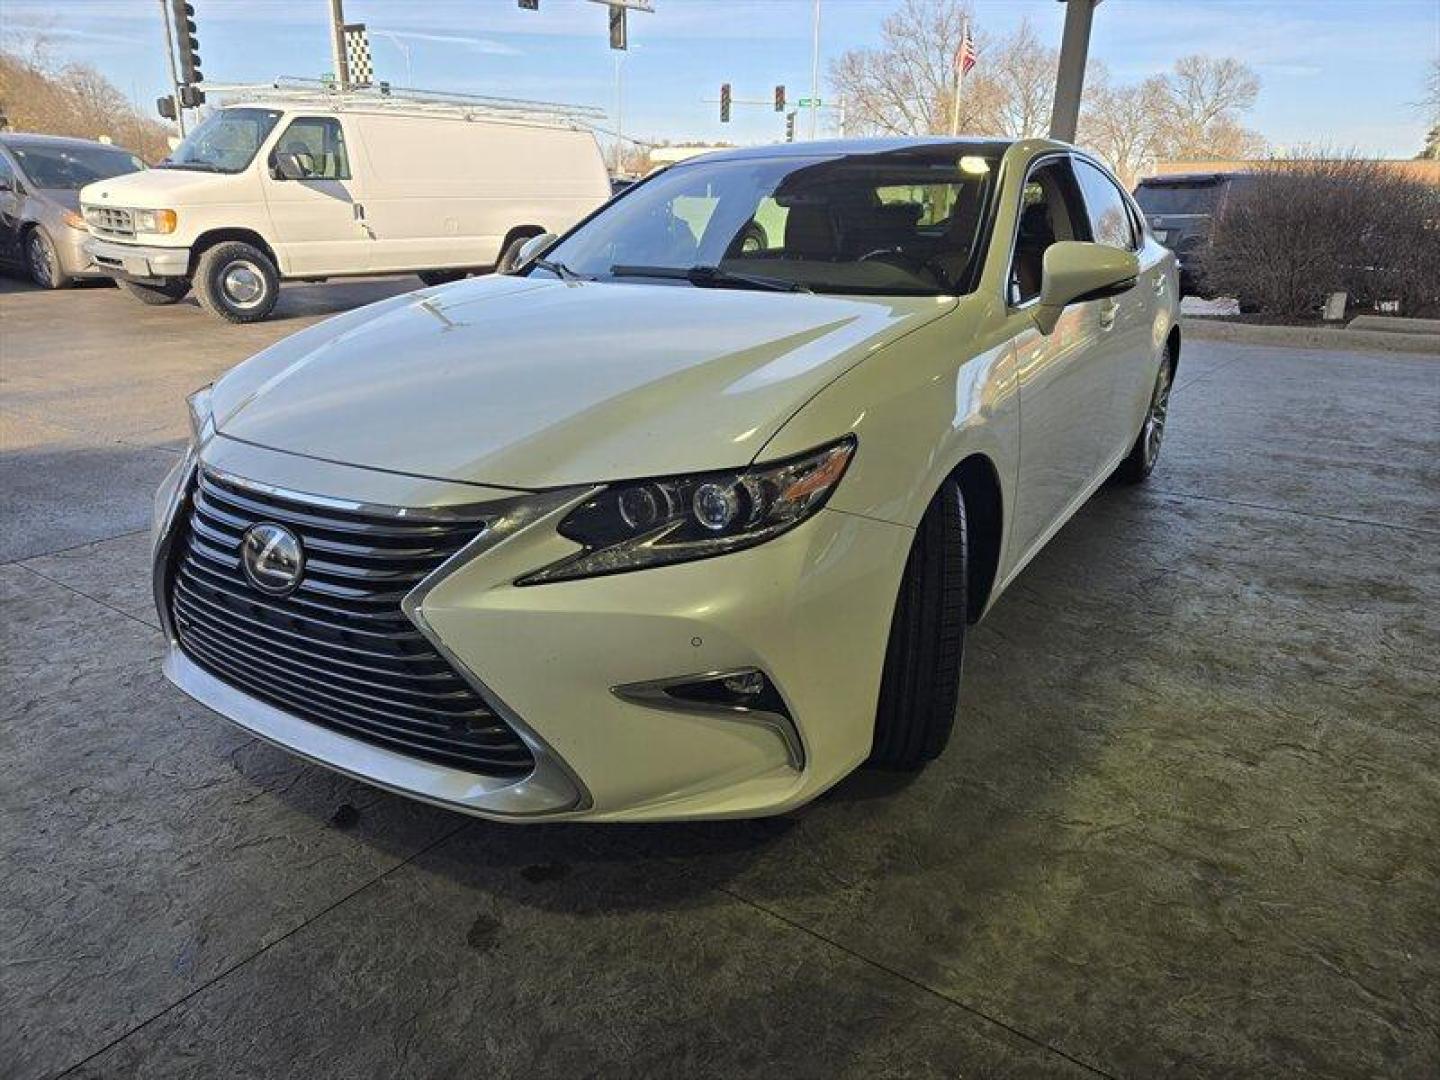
[157,0,187,136]
[614,51,626,173]
[1049,0,1101,142]
[808,0,821,139]
[328,0,350,90]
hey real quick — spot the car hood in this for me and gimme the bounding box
[79,166,233,209]
[211,275,954,489]
[37,188,81,212]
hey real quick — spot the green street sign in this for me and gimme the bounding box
[797,97,822,107]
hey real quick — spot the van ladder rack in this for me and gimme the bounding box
[203,77,605,130]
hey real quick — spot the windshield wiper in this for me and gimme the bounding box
[610,264,811,294]
[154,162,227,173]
[533,257,584,283]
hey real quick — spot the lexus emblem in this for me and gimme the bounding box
[241,523,304,596]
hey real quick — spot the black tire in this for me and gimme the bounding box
[117,278,191,305]
[194,241,279,323]
[1113,346,1175,485]
[1237,297,1261,314]
[870,481,968,769]
[26,227,73,290]
[417,269,467,287]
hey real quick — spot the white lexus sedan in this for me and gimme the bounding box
[154,137,1179,822]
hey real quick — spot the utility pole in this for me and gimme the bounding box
[1049,0,1100,142]
[157,0,187,136]
[808,0,821,139]
[327,0,350,90]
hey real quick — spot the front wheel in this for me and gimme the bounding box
[26,228,73,290]
[1113,348,1175,485]
[194,241,279,323]
[417,270,467,287]
[869,481,968,769]
[117,278,191,305]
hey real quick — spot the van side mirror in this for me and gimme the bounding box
[513,232,558,271]
[270,151,305,181]
[1033,241,1139,335]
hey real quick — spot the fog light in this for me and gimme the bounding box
[611,667,803,770]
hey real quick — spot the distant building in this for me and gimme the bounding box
[1149,159,1440,185]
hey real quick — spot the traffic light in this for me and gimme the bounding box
[169,0,205,103]
[785,111,796,142]
[518,0,539,8]
[774,85,785,112]
[609,5,627,50]
[720,83,731,123]
[156,95,177,121]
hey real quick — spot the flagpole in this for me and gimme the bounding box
[950,16,969,137]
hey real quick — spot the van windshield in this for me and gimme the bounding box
[534,148,1002,296]
[160,108,283,174]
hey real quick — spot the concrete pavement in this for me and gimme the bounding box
[2,275,1437,1078]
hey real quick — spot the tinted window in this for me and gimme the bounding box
[0,153,14,189]
[8,143,144,190]
[537,149,1002,297]
[1132,181,1223,216]
[274,117,351,180]
[1009,158,1088,305]
[1075,159,1136,250]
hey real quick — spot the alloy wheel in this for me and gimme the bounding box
[1143,362,1173,467]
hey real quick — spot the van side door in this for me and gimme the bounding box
[259,115,368,276]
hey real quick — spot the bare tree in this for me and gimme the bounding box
[1418,58,1439,160]
[828,0,974,135]
[969,18,1056,139]
[1080,66,1164,187]
[1148,55,1263,161]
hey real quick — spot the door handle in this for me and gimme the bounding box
[352,202,365,221]
[1098,299,1119,330]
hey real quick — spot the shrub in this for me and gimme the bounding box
[1203,157,1440,318]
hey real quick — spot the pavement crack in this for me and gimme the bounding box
[15,562,158,633]
[2,527,149,566]
[53,819,474,1079]
[710,884,1119,1080]
[1150,487,1439,538]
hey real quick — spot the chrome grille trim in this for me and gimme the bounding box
[167,468,536,776]
[84,205,135,238]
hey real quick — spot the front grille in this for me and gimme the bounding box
[166,470,535,777]
[84,205,134,238]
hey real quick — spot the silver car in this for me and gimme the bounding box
[0,133,146,289]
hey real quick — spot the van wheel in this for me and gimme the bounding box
[117,278,191,305]
[195,241,279,323]
[417,270,467,287]
[869,481,968,769]
[26,228,73,290]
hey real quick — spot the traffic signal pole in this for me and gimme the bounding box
[157,0,187,135]
[328,0,351,90]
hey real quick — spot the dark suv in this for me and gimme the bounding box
[1133,172,1255,297]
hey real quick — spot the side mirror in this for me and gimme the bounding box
[0,174,13,193]
[1032,241,1139,334]
[512,232,558,271]
[270,151,305,181]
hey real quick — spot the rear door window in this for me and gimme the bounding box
[1075,159,1137,250]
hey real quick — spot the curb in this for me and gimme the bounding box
[1181,317,1440,357]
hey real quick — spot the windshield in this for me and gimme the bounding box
[535,149,1002,296]
[163,108,283,174]
[1133,181,1225,216]
[10,143,144,190]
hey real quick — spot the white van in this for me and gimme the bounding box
[80,85,611,322]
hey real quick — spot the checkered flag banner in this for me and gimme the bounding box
[343,23,373,88]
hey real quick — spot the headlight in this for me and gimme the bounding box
[187,385,214,447]
[519,437,855,585]
[134,208,178,234]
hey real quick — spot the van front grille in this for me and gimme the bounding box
[166,470,535,777]
[84,205,135,238]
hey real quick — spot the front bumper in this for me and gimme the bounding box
[86,237,191,280]
[56,226,107,279]
[154,438,914,822]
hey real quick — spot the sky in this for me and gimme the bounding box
[3,0,1437,158]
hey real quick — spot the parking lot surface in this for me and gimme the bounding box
[3,277,1437,1078]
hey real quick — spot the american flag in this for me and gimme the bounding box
[956,23,977,75]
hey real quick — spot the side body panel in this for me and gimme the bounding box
[259,112,369,276]
[350,116,610,272]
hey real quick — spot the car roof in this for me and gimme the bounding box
[0,132,135,152]
[671,136,1019,166]
[1137,171,1249,185]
